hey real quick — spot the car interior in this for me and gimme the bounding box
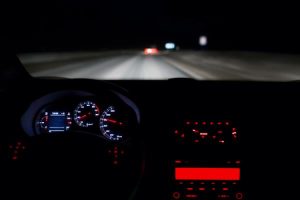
[1,54,300,199]
[1,1,300,200]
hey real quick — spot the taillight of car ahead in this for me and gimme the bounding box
[144,48,159,55]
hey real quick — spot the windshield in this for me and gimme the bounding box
[4,1,300,80]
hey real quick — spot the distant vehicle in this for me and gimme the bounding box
[144,48,159,55]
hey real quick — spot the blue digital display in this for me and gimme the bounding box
[48,112,68,133]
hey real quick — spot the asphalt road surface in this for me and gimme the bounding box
[19,51,300,81]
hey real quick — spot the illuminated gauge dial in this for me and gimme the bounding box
[74,101,100,127]
[37,111,72,134]
[38,112,49,131]
[100,106,127,141]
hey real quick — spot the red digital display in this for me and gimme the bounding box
[175,168,240,180]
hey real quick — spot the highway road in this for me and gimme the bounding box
[19,51,300,81]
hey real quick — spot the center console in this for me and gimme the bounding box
[170,120,244,200]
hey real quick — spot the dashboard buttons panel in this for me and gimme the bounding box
[174,120,239,144]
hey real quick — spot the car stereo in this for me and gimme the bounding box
[171,160,244,200]
[170,120,244,199]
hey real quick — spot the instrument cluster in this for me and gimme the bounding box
[21,90,140,142]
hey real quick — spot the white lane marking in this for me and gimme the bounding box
[92,55,144,79]
[137,56,188,79]
[97,55,190,79]
[160,57,209,80]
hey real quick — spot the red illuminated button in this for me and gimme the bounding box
[199,187,206,191]
[172,192,181,200]
[236,192,243,200]
[185,194,198,198]
[218,194,230,199]
[187,187,194,191]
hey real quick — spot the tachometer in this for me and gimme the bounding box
[74,101,100,127]
[99,106,127,141]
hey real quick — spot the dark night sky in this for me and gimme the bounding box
[2,0,300,53]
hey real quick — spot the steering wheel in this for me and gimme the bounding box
[17,129,145,200]
[0,80,144,200]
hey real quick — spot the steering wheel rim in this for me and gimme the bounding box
[10,129,145,200]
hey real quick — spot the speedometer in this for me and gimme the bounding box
[99,106,127,141]
[74,101,100,127]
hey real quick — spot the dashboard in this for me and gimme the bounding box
[0,78,299,200]
[21,90,139,141]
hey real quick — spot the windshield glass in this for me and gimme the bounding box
[4,1,300,80]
